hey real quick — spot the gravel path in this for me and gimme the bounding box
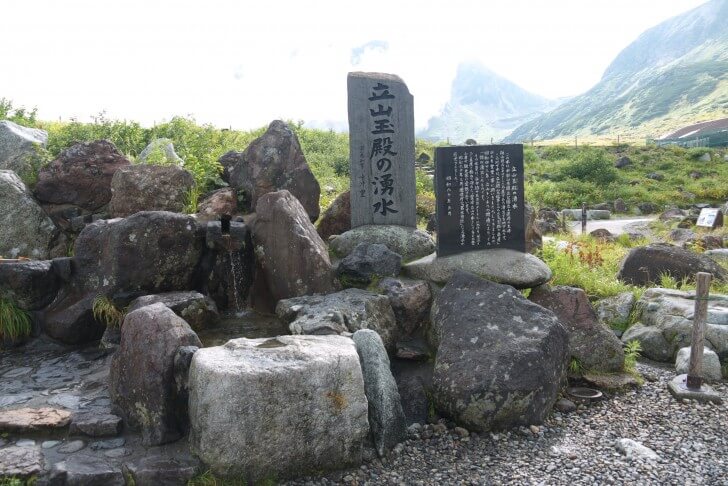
[289,361,727,485]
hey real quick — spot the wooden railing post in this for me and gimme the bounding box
[687,272,712,389]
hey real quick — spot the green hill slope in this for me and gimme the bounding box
[506,0,728,142]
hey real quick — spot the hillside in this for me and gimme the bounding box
[506,0,728,142]
[419,62,561,143]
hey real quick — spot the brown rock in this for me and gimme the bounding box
[109,164,195,217]
[529,285,625,373]
[317,190,351,240]
[224,120,320,221]
[197,187,238,219]
[34,140,131,211]
[525,203,542,254]
[377,277,432,335]
[617,243,728,286]
[0,407,71,432]
[590,228,615,242]
[252,190,335,303]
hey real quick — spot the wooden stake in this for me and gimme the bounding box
[581,203,587,235]
[687,272,712,389]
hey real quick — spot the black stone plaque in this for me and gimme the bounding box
[434,144,525,257]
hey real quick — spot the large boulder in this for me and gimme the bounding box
[330,225,436,262]
[127,291,219,331]
[336,243,401,287]
[317,190,351,240]
[595,292,636,329]
[404,249,551,289]
[675,346,723,382]
[223,120,320,221]
[0,260,59,310]
[276,289,399,350]
[110,303,202,445]
[109,164,195,217]
[252,190,335,303]
[617,243,728,286]
[622,288,728,362]
[352,329,406,457]
[34,140,131,211]
[529,285,625,372]
[0,170,58,259]
[196,188,238,221]
[0,120,48,184]
[188,335,368,481]
[431,272,568,431]
[41,211,204,344]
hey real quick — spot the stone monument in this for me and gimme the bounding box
[347,72,416,228]
[434,144,525,256]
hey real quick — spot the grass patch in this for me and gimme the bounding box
[92,295,125,328]
[187,470,276,486]
[0,298,32,342]
[184,185,201,214]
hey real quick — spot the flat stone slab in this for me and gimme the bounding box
[403,249,551,288]
[330,225,435,262]
[0,407,72,433]
[668,374,722,404]
[583,372,640,390]
[70,411,123,437]
[0,445,44,478]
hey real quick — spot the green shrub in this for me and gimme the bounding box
[555,148,618,185]
[0,298,32,341]
[92,296,125,328]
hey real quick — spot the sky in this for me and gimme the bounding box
[1,0,708,131]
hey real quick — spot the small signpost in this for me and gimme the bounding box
[434,144,525,257]
[696,208,723,229]
[668,272,722,403]
[581,203,587,235]
[348,72,416,228]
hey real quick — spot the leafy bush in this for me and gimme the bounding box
[555,148,618,185]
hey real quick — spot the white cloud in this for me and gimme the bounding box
[0,0,708,131]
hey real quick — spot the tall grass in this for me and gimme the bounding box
[0,298,32,341]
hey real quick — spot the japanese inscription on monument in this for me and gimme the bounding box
[434,144,525,256]
[348,72,416,227]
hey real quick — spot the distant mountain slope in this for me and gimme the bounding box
[506,0,728,142]
[419,62,561,144]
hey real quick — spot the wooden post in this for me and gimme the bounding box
[574,136,578,148]
[687,272,712,389]
[581,203,587,235]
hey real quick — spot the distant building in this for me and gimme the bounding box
[653,118,728,148]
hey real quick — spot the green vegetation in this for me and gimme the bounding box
[568,357,583,375]
[623,340,642,374]
[188,470,275,486]
[0,298,32,342]
[92,295,125,328]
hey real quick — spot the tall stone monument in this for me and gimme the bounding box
[434,144,525,256]
[348,72,416,228]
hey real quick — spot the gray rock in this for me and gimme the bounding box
[0,259,59,310]
[109,164,195,217]
[561,209,611,220]
[69,411,122,437]
[595,292,635,328]
[705,248,728,265]
[110,303,202,445]
[431,272,569,431]
[698,152,711,162]
[174,345,198,395]
[337,243,402,286]
[617,243,727,286]
[530,285,625,372]
[353,329,406,457]
[330,225,435,262]
[188,335,368,481]
[57,440,86,453]
[614,156,631,169]
[0,120,47,184]
[123,455,200,486]
[615,438,659,460]
[0,170,58,259]
[127,291,219,331]
[525,203,542,254]
[622,288,728,362]
[252,190,335,303]
[376,277,432,336]
[555,398,576,413]
[614,198,627,213]
[54,455,125,485]
[0,445,44,479]
[89,437,125,450]
[404,249,551,289]
[137,138,184,166]
[277,289,399,350]
[675,346,723,382]
[223,120,321,221]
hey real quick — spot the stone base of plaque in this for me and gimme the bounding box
[667,374,722,404]
[330,225,435,262]
[402,249,552,289]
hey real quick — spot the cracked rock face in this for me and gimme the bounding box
[431,271,569,432]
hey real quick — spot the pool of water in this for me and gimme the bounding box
[197,311,290,347]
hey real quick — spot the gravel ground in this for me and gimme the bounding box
[288,361,728,486]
